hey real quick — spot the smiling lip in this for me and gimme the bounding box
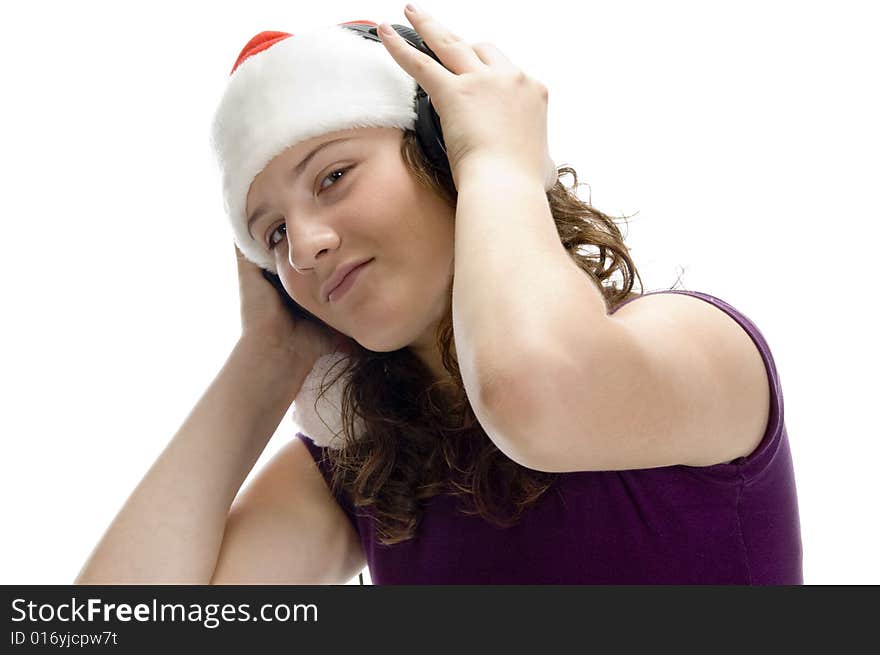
[326,259,373,303]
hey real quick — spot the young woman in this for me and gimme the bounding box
[75,6,802,585]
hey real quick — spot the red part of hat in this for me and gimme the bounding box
[229,20,379,76]
[230,31,291,75]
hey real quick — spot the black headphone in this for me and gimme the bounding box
[261,21,455,335]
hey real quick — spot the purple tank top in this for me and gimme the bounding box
[299,290,804,584]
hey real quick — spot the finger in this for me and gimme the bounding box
[234,242,260,277]
[471,42,517,72]
[234,243,249,267]
[377,11,482,78]
[377,24,452,98]
[401,5,486,73]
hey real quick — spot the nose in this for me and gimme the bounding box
[287,220,340,272]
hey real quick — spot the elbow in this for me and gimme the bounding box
[473,343,605,473]
[469,357,555,471]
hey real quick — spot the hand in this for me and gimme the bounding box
[377,5,555,190]
[233,243,354,366]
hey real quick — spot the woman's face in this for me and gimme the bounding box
[245,126,456,374]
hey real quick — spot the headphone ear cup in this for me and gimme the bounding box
[414,90,454,188]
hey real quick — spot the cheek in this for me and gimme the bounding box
[403,238,454,311]
[276,272,304,303]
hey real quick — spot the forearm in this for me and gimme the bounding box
[74,340,313,584]
[451,158,610,407]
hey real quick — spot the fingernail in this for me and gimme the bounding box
[379,23,394,35]
[406,4,419,13]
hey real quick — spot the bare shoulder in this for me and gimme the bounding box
[611,290,771,464]
[486,288,773,473]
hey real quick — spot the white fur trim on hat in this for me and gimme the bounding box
[290,351,367,449]
[209,24,418,273]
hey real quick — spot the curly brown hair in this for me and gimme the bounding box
[308,129,647,545]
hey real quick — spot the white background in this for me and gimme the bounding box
[1,0,876,585]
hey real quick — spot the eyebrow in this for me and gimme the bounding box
[246,137,354,240]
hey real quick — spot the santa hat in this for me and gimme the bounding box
[210,21,421,274]
[209,21,555,448]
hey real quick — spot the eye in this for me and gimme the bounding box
[266,224,286,251]
[318,166,351,191]
[266,166,353,250]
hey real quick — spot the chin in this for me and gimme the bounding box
[352,326,421,355]
[356,339,407,354]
